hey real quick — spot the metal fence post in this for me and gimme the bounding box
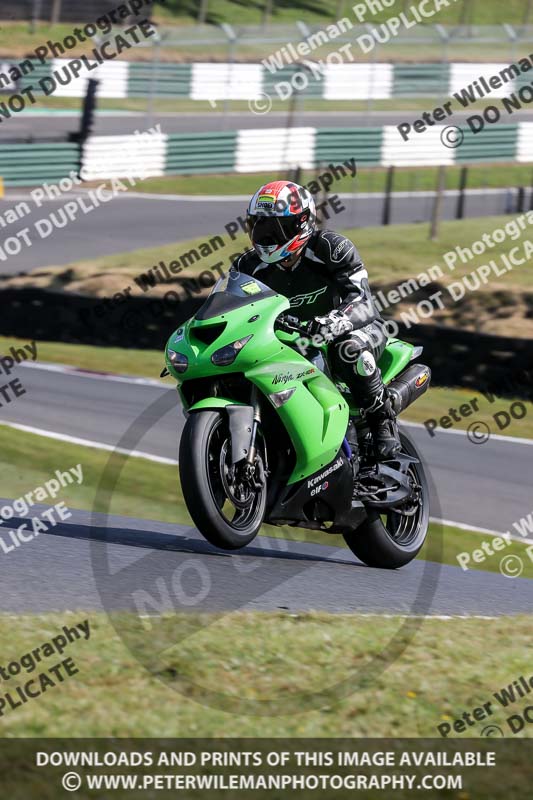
[430,165,447,240]
[30,0,42,33]
[336,1,346,19]
[262,0,274,28]
[382,166,394,226]
[221,24,237,116]
[503,24,517,64]
[50,0,62,24]
[456,166,468,219]
[147,33,162,126]
[435,24,449,94]
[197,0,209,25]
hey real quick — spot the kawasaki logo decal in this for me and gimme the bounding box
[307,457,343,489]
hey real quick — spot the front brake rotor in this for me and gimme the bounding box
[219,441,255,509]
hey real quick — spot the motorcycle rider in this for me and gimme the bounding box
[231,179,401,461]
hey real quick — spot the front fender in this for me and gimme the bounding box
[188,398,254,463]
[188,397,247,412]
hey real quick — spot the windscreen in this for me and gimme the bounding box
[209,271,273,298]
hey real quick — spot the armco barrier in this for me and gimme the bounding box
[0,286,531,393]
[315,128,383,167]
[165,131,238,174]
[0,142,81,187]
[90,123,527,178]
[128,63,192,98]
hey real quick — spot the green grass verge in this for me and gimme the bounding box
[0,611,531,739]
[3,1,532,42]
[1,424,532,576]
[18,95,533,113]
[133,163,532,196]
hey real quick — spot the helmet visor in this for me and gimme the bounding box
[247,214,302,247]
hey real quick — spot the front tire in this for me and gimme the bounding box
[179,410,267,550]
[343,431,430,568]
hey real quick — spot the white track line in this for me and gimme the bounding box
[0,421,177,465]
[21,360,168,388]
[2,417,532,544]
[428,516,533,545]
[402,419,533,447]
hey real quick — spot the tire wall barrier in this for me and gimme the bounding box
[1,122,529,186]
[8,59,532,101]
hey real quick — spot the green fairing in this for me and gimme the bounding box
[166,282,415,484]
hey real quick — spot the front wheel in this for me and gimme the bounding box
[179,410,267,550]
[343,431,430,569]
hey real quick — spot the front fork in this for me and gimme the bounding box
[246,385,261,466]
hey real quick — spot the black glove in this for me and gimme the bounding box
[306,310,354,341]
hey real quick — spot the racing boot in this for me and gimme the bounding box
[354,351,401,462]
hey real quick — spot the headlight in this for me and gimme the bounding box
[211,335,253,367]
[167,350,188,373]
[269,387,296,407]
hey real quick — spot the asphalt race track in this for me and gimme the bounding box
[0,363,531,615]
[2,109,533,139]
[0,187,519,275]
[1,506,531,615]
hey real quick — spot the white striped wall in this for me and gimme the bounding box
[517,122,533,162]
[450,63,515,101]
[324,63,393,100]
[381,125,456,167]
[82,132,168,181]
[39,60,530,100]
[235,127,316,172]
[51,59,128,98]
[190,63,263,100]
[79,122,531,180]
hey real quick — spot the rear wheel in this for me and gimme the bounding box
[343,431,429,568]
[179,410,267,550]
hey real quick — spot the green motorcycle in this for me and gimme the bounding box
[164,271,432,569]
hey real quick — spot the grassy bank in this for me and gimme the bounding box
[7,214,533,340]
[13,215,531,290]
[0,610,531,738]
[132,163,531,197]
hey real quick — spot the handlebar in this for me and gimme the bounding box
[276,314,309,337]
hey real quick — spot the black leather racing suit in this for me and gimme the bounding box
[231,229,400,459]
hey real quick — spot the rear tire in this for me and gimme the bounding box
[343,431,430,569]
[179,410,266,550]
